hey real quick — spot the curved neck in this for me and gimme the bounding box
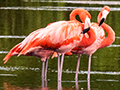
[97,10,102,24]
[97,7,115,48]
[100,23,115,48]
[70,8,90,23]
[78,28,96,47]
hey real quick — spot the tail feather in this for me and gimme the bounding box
[18,39,39,55]
[3,43,22,64]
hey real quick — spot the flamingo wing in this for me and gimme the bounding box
[19,21,84,55]
[3,28,44,63]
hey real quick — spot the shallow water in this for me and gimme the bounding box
[0,0,120,90]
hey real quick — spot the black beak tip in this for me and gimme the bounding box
[81,27,90,34]
[99,18,105,26]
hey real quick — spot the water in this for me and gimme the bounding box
[0,0,120,90]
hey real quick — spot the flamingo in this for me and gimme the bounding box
[71,6,115,81]
[3,28,44,63]
[17,8,97,82]
[3,8,96,82]
[3,28,55,81]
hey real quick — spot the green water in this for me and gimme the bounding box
[0,0,120,90]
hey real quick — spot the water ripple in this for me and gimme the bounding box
[96,79,119,82]
[62,70,120,75]
[0,74,17,76]
[108,44,120,47]
[115,36,120,39]
[24,0,120,5]
[0,51,9,54]
[1,66,120,75]
[62,80,87,83]
[62,79,119,83]
[1,6,120,11]
[0,66,40,71]
[0,35,26,38]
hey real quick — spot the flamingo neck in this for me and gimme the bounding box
[78,28,96,47]
[100,23,115,48]
[97,10,102,24]
[70,8,91,23]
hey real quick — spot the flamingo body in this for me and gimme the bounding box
[20,20,84,54]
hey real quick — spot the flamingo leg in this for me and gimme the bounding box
[87,77,90,90]
[75,80,79,90]
[42,61,45,87]
[57,54,65,82]
[57,54,61,82]
[87,54,92,80]
[42,78,44,88]
[44,79,47,87]
[42,60,48,87]
[75,54,81,81]
[44,58,48,81]
[60,54,64,81]
[42,61,45,80]
[58,80,62,90]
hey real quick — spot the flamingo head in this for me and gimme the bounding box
[81,16,91,34]
[99,6,110,26]
[80,9,91,34]
[70,8,91,34]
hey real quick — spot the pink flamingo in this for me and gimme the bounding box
[17,8,96,82]
[3,8,97,82]
[71,6,115,81]
[3,28,54,81]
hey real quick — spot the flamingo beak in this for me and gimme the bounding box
[81,27,90,34]
[81,16,91,34]
[99,18,105,26]
[99,10,109,26]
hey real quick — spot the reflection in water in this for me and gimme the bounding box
[3,82,49,90]
[3,80,70,90]
[42,79,47,89]
[58,81,62,90]
[75,81,79,90]
[3,79,119,90]
[42,80,48,90]
[87,79,90,90]
[75,80,90,90]
[3,81,69,90]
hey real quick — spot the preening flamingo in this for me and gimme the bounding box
[17,8,95,82]
[71,6,115,81]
